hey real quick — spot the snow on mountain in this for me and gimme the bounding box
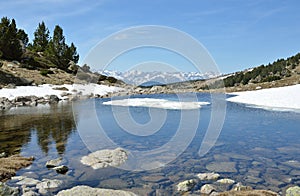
[99,70,219,86]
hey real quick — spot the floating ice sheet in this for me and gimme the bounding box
[103,98,210,110]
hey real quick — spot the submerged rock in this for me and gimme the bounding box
[177,179,196,192]
[36,179,63,189]
[206,162,237,173]
[286,186,300,196]
[80,148,128,169]
[56,185,137,196]
[232,182,252,191]
[197,172,220,181]
[16,177,40,186]
[217,178,235,185]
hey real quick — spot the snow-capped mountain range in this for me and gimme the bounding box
[98,70,219,86]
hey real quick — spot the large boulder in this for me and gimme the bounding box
[80,148,128,169]
[56,185,137,196]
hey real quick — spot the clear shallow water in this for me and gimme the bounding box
[1,93,300,195]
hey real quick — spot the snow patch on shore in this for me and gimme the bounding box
[0,84,122,100]
[103,98,210,110]
[227,84,300,111]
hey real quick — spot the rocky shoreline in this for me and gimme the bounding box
[1,149,300,196]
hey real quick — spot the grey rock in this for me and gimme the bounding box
[81,148,127,169]
[15,96,32,103]
[49,95,60,103]
[45,158,62,168]
[0,152,7,158]
[53,165,69,174]
[16,177,40,186]
[217,178,235,184]
[56,185,137,196]
[6,83,16,89]
[232,182,252,191]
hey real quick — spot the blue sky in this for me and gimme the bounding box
[1,0,300,73]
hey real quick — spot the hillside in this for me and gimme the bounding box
[214,52,300,92]
[156,52,300,93]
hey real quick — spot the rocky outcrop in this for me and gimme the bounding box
[56,185,137,196]
[80,148,128,169]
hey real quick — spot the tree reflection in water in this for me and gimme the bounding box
[0,103,76,155]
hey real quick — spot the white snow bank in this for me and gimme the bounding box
[0,84,122,100]
[103,98,210,110]
[227,84,300,111]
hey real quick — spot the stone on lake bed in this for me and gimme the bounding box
[16,177,40,186]
[197,172,220,181]
[36,179,63,189]
[200,184,216,195]
[286,186,300,196]
[206,162,237,173]
[80,148,128,169]
[53,165,69,174]
[56,185,137,196]
[177,179,196,192]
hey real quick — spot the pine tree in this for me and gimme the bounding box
[17,29,29,48]
[0,17,23,60]
[45,25,66,68]
[46,25,79,70]
[32,21,50,52]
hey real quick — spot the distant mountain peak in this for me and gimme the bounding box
[98,70,219,86]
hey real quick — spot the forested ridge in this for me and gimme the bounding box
[203,53,300,90]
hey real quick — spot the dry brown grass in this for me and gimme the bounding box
[0,155,34,182]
